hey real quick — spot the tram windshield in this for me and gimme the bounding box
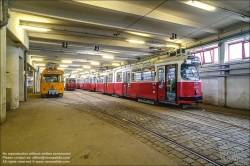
[66,78,76,83]
[181,64,200,81]
[43,74,63,82]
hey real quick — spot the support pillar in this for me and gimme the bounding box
[33,71,36,93]
[19,57,24,101]
[24,50,27,101]
[6,45,19,109]
[0,26,6,123]
[218,42,226,107]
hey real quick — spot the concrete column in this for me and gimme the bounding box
[6,45,19,109]
[0,26,6,124]
[218,42,226,107]
[33,71,36,93]
[37,70,41,92]
[19,57,24,101]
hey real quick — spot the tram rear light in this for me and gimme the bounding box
[195,89,199,94]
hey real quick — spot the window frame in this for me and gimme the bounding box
[228,40,250,60]
[191,46,218,64]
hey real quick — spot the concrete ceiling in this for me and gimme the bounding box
[8,0,250,73]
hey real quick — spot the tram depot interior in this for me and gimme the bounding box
[0,0,250,166]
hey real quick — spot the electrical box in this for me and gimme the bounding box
[176,48,185,56]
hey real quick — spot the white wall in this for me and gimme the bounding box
[226,76,250,110]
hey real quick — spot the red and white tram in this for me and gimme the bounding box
[111,55,202,106]
[96,70,114,94]
[82,55,202,106]
[76,78,83,89]
[65,78,77,91]
[83,75,97,91]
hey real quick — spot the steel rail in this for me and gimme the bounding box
[51,92,223,166]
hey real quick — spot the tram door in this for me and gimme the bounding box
[104,75,108,93]
[166,64,177,101]
[157,66,165,100]
[123,71,131,96]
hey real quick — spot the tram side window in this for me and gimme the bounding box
[158,68,164,82]
[43,74,63,82]
[131,68,141,82]
[108,74,113,82]
[99,76,104,83]
[93,77,97,83]
[142,66,155,81]
[116,72,122,82]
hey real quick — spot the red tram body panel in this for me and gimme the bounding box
[97,83,105,93]
[106,83,114,94]
[84,83,90,90]
[114,83,123,96]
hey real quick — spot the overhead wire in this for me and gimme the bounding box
[96,0,168,52]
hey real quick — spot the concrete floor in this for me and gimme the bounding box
[1,92,177,165]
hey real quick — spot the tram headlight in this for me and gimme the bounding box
[195,89,199,95]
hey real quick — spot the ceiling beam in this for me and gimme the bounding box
[10,6,211,41]
[71,0,220,33]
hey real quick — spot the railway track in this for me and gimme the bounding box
[75,89,249,131]
[64,93,249,148]
[49,92,249,165]
[51,97,222,166]
[50,90,249,165]
[62,91,250,148]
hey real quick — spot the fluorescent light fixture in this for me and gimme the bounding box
[185,0,215,11]
[61,60,72,63]
[165,44,179,48]
[83,66,91,69]
[91,62,100,65]
[60,65,68,67]
[104,50,120,54]
[112,63,120,66]
[72,71,79,73]
[32,58,43,61]
[103,55,114,59]
[128,39,145,44]
[21,25,50,32]
[128,31,150,37]
[69,65,81,67]
[76,68,84,71]
[36,63,46,66]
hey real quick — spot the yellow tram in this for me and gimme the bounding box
[40,63,64,97]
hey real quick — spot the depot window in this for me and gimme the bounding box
[228,40,249,60]
[191,46,218,64]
